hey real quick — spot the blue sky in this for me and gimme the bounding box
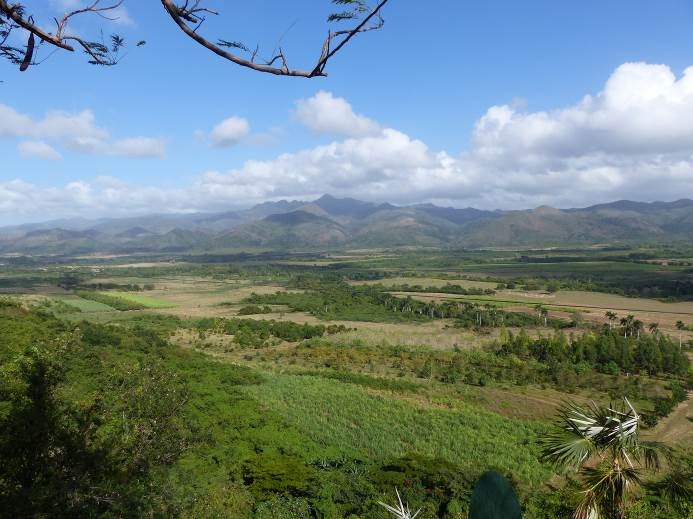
[2,0,693,224]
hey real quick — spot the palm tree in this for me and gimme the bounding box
[605,311,617,330]
[619,315,636,337]
[483,303,495,326]
[542,398,666,519]
[536,304,549,327]
[675,321,685,349]
[648,322,659,337]
[619,316,629,337]
[632,319,644,340]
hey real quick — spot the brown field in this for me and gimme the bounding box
[649,391,693,445]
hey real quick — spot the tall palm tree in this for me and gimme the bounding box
[648,322,659,337]
[619,317,629,337]
[542,398,667,519]
[605,311,617,330]
[484,303,495,326]
[632,319,644,340]
[675,321,685,349]
[536,304,549,327]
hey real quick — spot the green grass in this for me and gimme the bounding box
[57,296,114,312]
[241,374,552,486]
[103,291,175,308]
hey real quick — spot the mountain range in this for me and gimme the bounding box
[1,195,692,255]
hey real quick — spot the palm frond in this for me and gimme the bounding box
[541,427,596,469]
[644,469,693,510]
[579,462,642,518]
[378,488,421,519]
[572,490,599,519]
[633,439,669,470]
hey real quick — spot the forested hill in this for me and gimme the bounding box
[1,196,692,254]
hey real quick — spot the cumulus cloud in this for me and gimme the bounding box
[473,62,693,158]
[197,129,463,204]
[0,104,165,159]
[464,62,693,206]
[199,64,693,209]
[18,141,62,161]
[209,116,250,147]
[293,91,381,137]
[4,63,693,223]
[68,136,166,158]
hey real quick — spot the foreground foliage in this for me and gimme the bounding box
[0,298,689,518]
[542,399,692,519]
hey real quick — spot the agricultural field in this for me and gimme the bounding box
[1,247,691,518]
[56,296,115,312]
[104,291,176,308]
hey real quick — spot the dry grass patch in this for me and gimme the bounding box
[649,391,693,445]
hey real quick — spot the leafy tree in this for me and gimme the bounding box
[1,0,389,76]
[0,339,191,516]
[546,280,561,293]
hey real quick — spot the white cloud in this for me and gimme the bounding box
[293,90,381,137]
[18,141,62,161]
[0,105,34,137]
[108,6,135,26]
[209,116,250,147]
[68,136,166,158]
[4,63,693,223]
[462,62,693,206]
[0,104,165,159]
[196,128,461,205]
[473,63,693,158]
[198,65,693,208]
[110,137,165,158]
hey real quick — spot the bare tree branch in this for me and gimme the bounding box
[1,0,390,76]
[312,0,389,76]
[55,0,124,40]
[0,0,126,69]
[0,0,74,51]
[160,0,390,77]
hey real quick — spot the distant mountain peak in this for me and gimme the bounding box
[534,205,561,214]
[0,197,691,254]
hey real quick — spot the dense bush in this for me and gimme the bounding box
[193,317,349,347]
[237,304,273,315]
[494,328,690,377]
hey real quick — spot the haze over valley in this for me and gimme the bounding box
[2,195,693,254]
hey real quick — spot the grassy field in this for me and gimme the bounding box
[241,374,552,486]
[104,291,176,308]
[57,296,115,312]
